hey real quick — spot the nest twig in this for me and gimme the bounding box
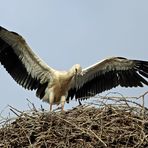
[0,91,148,147]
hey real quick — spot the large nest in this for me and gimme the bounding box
[0,92,148,147]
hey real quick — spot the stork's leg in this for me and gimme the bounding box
[49,92,54,112]
[61,96,66,112]
[50,103,53,111]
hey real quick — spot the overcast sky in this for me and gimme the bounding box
[0,0,148,116]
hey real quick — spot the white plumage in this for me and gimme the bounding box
[0,26,148,111]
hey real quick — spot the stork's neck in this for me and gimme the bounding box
[67,64,82,78]
[67,67,76,78]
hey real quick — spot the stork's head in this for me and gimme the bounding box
[71,64,82,75]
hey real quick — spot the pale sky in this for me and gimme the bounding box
[0,0,148,116]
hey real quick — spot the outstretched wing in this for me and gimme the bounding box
[0,26,55,98]
[67,57,148,102]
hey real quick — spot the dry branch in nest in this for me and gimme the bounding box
[0,92,148,147]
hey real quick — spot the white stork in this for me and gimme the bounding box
[0,26,148,111]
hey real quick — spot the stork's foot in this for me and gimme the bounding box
[61,108,66,113]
